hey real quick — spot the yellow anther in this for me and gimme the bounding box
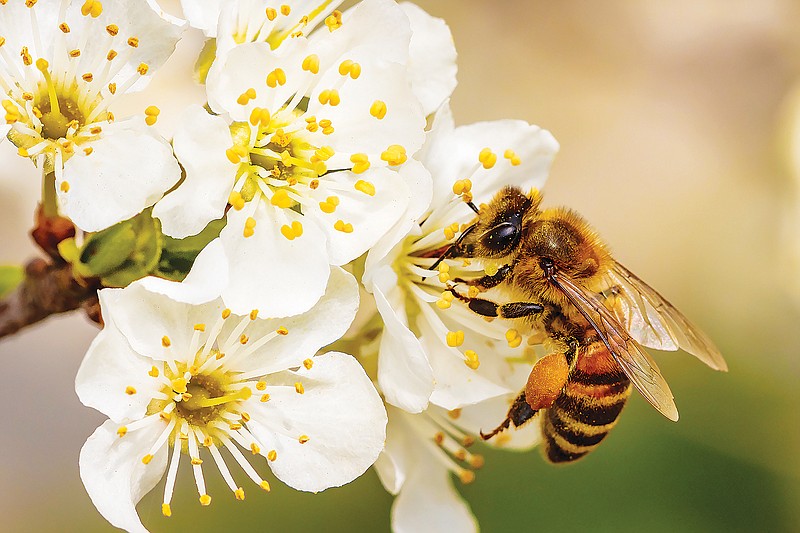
[260,480,271,492]
[161,503,171,517]
[433,432,445,445]
[60,181,70,193]
[319,195,339,214]
[298,435,310,444]
[260,393,271,402]
[277,326,289,335]
[239,334,249,344]
[280,4,290,15]
[82,73,93,82]
[266,68,286,88]
[468,286,480,298]
[125,386,136,395]
[313,145,334,161]
[148,366,159,378]
[127,37,139,48]
[270,189,293,209]
[280,220,304,240]
[270,128,291,146]
[446,330,465,347]
[191,457,203,465]
[203,436,213,447]
[470,455,485,468]
[255,381,267,391]
[137,63,149,76]
[228,190,246,210]
[234,488,245,501]
[199,494,212,506]
[161,336,171,347]
[369,100,387,120]
[443,226,456,240]
[106,50,117,61]
[294,382,305,394]
[194,323,206,332]
[117,426,127,437]
[505,329,522,348]
[265,7,277,20]
[438,270,450,283]
[452,179,472,195]
[80,0,102,18]
[464,350,480,369]
[171,377,188,394]
[338,59,361,79]
[267,450,278,461]
[318,89,341,106]
[237,88,256,105]
[142,454,153,465]
[325,10,343,31]
[302,54,320,74]
[248,107,271,127]
[250,442,261,455]
[436,299,451,310]
[59,23,70,33]
[459,470,476,484]
[350,153,371,175]
[144,105,160,126]
[229,423,242,431]
[448,408,462,419]
[504,149,521,166]
[334,220,354,233]
[381,145,407,166]
[106,24,118,36]
[442,290,455,302]
[479,148,497,169]
[69,49,81,58]
[107,82,117,94]
[20,46,32,66]
[463,435,476,447]
[303,358,314,370]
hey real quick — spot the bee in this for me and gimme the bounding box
[436,186,727,463]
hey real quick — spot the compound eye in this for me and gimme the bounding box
[481,222,519,253]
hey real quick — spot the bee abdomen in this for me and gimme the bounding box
[542,369,632,463]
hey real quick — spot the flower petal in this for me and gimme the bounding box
[58,119,181,232]
[245,352,387,492]
[153,106,237,239]
[79,418,168,533]
[456,395,542,451]
[180,0,223,35]
[374,405,413,495]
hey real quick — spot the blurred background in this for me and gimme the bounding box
[1,1,798,531]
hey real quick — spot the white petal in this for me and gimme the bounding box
[391,451,478,533]
[136,239,229,305]
[79,419,169,533]
[75,323,160,423]
[58,120,181,232]
[245,352,387,492]
[400,2,457,115]
[456,396,541,451]
[219,203,330,317]
[231,267,359,376]
[180,0,223,35]
[153,106,237,239]
[373,278,434,413]
[373,405,413,495]
[99,283,225,363]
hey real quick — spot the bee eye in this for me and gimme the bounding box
[481,222,519,253]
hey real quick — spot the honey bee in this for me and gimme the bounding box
[436,186,728,463]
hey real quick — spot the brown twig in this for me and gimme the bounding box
[0,258,99,339]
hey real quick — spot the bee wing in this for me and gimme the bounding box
[551,273,680,421]
[609,263,727,372]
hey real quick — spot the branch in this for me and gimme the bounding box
[0,259,98,339]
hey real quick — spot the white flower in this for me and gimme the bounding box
[375,390,540,533]
[76,267,386,533]
[363,102,559,413]
[0,0,185,231]
[154,0,427,317]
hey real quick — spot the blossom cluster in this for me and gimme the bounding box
[2,0,558,531]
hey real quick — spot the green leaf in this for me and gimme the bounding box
[0,265,24,299]
[157,218,226,281]
[99,211,163,287]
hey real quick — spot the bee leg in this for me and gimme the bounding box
[453,264,513,290]
[480,391,539,440]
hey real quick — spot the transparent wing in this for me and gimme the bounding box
[609,263,727,371]
[552,273,679,421]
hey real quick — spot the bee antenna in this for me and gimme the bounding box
[467,201,480,214]
[422,223,477,281]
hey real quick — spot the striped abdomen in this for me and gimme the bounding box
[541,341,632,463]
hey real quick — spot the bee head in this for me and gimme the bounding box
[469,186,541,259]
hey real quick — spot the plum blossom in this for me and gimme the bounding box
[76,266,386,532]
[0,0,185,231]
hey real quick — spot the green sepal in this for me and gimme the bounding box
[156,218,227,281]
[98,211,163,287]
[0,265,24,299]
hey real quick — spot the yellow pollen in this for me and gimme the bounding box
[200,436,211,447]
[303,358,314,370]
[248,309,259,321]
[351,154,371,175]
[106,24,118,36]
[270,189,293,209]
[446,330,465,347]
[171,377,188,394]
[194,323,206,332]
[250,442,261,454]
[144,105,160,126]
[353,180,376,198]
[260,480,271,492]
[277,326,289,335]
[338,59,361,79]
[60,181,70,192]
[127,37,139,48]
[260,393,271,402]
[459,471,476,484]
[506,329,523,348]
[381,145,407,166]
[369,100,387,119]
[334,220,353,233]
[452,179,472,195]
[267,450,277,461]
[228,190,246,210]
[125,386,136,395]
[229,423,243,431]
[265,6,277,20]
[81,73,93,82]
[479,148,497,169]
[454,449,467,461]
[235,488,245,501]
[243,216,257,238]
[69,49,81,58]
[256,381,267,391]
[107,82,117,94]
[20,46,32,66]
[468,286,480,298]
[319,195,339,214]
[222,308,232,319]
[161,503,171,517]
[80,0,102,18]
[161,336,171,347]
[106,50,117,61]
[237,87,255,105]
[199,494,212,506]
[294,382,305,394]
[464,350,480,369]
[25,0,36,6]
[280,4,290,15]
[148,366,159,378]
[239,334,249,344]
[117,426,127,437]
[271,128,291,146]
[322,125,334,135]
[191,457,203,465]
[142,454,153,465]
[266,68,286,88]
[504,149,521,166]
[59,23,70,33]
[249,106,270,126]
[448,408,462,419]
[470,455,485,468]
[309,179,320,189]
[302,54,320,74]
[137,63,149,75]
[318,89,340,106]
[298,435,310,444]
[325,10,342,31]
[280,220,303,240]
